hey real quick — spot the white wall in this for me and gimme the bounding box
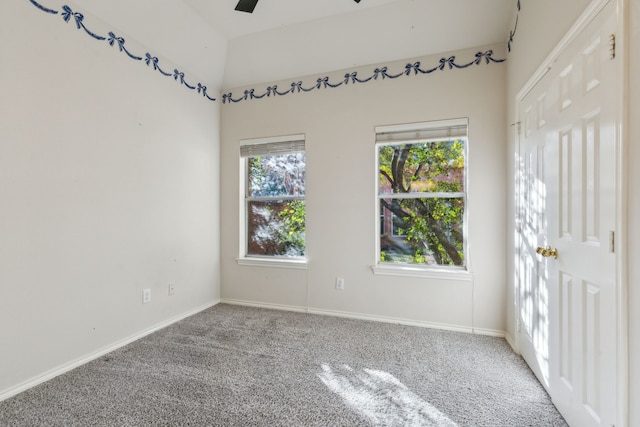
[220,44,507,334]
[223,0,512,89]
[0,1,223,397]
[505,0,639,424]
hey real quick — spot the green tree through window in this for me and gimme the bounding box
[377,125,466,267]
[242,142,306,258]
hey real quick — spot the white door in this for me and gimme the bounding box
[516,2,618,426]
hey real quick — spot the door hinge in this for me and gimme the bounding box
[609,230,615,253]
[609,34,616,60]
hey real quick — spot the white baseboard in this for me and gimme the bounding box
[220,298,506,338]
[2,298,508,403]
[308,306,474,334]
[0,300,220,403]
[471,327,507,338]
[504,332,518,353]
[221,298,308,313]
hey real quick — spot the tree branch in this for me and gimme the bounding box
[394,146,411,193]
[424,214,463,265]
[407,162,425,192]
[380,199,409,221]
[380,169,394,187]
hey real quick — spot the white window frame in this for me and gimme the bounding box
[237,134,308,270]
[372,118,472,280]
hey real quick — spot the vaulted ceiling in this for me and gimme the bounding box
[67,0,515,90]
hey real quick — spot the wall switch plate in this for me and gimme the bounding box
[335,277,345,291]
[168,282,175,295]
[143,288,151,304]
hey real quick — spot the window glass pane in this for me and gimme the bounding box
[379,197,464,266]
[248,153,306,197]
[247,200,305,257]
[378,140,465,195]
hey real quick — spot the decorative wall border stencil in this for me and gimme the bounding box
[508,0,521,52]
[221,50,506,104]
[28,0,216,102]
[28,0,512,105]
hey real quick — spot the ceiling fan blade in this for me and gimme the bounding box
[235,0,259,13]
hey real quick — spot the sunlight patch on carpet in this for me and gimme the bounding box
[318,364,458,427]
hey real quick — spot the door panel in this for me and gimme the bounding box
[517,2,618,426]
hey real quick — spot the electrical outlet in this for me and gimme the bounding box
[142,288,151,304]
[335,277,345,291]
[168,282,175,295]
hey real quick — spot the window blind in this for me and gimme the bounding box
[375,119,468,145]
[240,138,305,158]
[376,125,467,145]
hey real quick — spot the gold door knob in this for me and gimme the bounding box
[536,246,558,259]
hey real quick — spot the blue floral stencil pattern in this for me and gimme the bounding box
[29,0,216,102]
[28,0,514,105]
[222,50,505,104]
[508,0,521,52]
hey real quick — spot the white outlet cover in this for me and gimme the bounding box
[143,289,151,304]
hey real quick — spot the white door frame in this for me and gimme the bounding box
[512,0,629,425]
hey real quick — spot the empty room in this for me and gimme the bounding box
[1,0,638,425]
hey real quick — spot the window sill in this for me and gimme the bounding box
[371,264,472,281]
[236,257,308,270]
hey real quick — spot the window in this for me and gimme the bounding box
[240,135,306,261]
[375,119,467,270]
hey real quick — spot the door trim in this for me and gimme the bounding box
[512,0,628,425]
[615,0,629,424]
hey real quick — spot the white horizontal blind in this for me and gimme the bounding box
[375,119,467,144]
[240,137,305,157]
